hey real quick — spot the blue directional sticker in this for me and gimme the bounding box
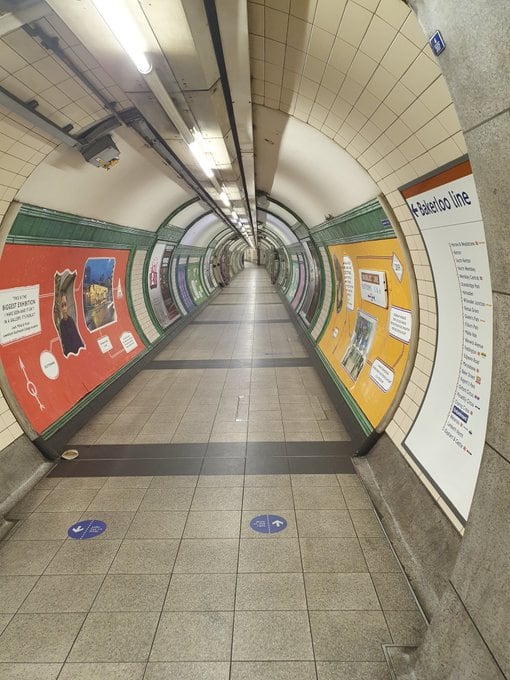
[67,519,107,540]
[250,514,287,534]
[429,30,446,56]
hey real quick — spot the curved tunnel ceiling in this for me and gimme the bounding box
[0,0,465,257]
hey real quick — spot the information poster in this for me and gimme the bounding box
[0,244,144,432]
[319,237,413,428]
[187,257,207,305]
[147,241,180,329]
[176,257,195,312]
[402,159,492,521]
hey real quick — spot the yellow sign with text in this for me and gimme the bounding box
[319,239,413,428]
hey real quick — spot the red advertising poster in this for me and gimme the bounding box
[0,244,145,433]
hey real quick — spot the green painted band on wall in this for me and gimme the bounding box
[10,204,155,249]
[311,199,394,246]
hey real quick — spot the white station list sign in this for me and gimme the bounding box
[401,159,492,521]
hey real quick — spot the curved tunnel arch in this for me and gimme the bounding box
[0,1,507,677]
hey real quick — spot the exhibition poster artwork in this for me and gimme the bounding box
[0,244,143,432]
[53,270,85,357]
[341,310,377,381]
[83,257,116,331]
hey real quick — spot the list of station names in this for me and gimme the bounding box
[443,240,491,455]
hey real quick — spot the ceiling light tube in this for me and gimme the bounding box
[231,211,238,221]
[220,190,231,207]
[188,141,214,178]
[91,0,152,75]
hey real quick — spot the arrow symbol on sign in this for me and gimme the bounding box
[272,520,284,527]
[72,525,84,533]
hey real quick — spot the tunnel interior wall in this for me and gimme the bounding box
[0,202,223,450]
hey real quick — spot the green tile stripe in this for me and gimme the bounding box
[311,199,394,245]
[8,204,154,248]
[157,224,185,243]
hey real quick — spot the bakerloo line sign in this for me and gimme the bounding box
[400,158,492,523]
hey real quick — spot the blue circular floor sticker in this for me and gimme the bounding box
[250,514,287,534]
[67,520,107,539]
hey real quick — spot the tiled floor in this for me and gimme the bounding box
[0,266,426,678]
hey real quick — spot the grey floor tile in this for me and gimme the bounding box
[92,574,170,611]
[20,574,103,613]
[291,474,340,486]
[36,488,99,513]
[0,541,63,575]
[103,476,153,489]
[310,610,392,661]
[109,539,179,574]
[316,661,392,679]
[239,538,301,572]
[126,511,187,539]
[337,474,362,488]
[236,573,306,610]
[305,573,380,610]
[191,487,243,510]
[243,475,291,487]
[384,610,427,646]
[78,511,135,540]
[300,538,367,572]
[149,476,198,488]
[0,663,62,679]
[230,661,317,679]
[58,663,145,680]
[184,511,241,538]
[164,573,236,611]
[293,486,346,510]
[241,509,297,539]
[349,510,385,538]
[144,662,230,679]
[0,613,85,661]
[371,573,418,610]
[174,539,239,573]
[8,513,83,541]
[150,611,233,661]
[233,611,313,660]
[342,486,373,510]
[0,614,12,634]
[87,488,147,512]
[69,611,159,661]
[296,509,356,538]
[45,540,121,574]
[0,576,38,612]
[140,488,195,511]
[359,538,401,573]
[243,487,294,510]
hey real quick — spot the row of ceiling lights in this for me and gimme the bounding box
[91,0,254,248]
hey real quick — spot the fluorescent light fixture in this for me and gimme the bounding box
[231,211,239,221]
[91,0,152,74]
[189,141,214,178]
[219,191,231,207]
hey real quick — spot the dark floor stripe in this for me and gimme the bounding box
[190,319,292,325]
[48,441,355,476]
[147,358,312,369]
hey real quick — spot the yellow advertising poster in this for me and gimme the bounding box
[318,238,413,428]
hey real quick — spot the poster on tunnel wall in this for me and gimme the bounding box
[0,244,144,433]
[147,241,181,329]
[187,257,207,305]
[318,238,413,429]
[401,159,492,521]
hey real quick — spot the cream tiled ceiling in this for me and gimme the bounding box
[248,0,465,200]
